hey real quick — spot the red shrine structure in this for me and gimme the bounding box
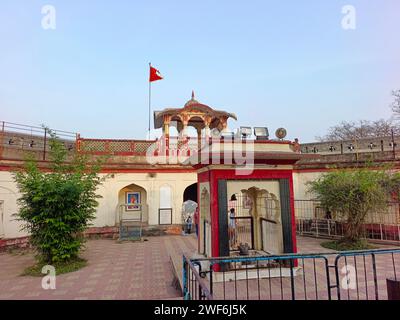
[151,92,312,259]
[192,135,313,259]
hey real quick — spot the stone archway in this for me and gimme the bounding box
[239,187,283,253]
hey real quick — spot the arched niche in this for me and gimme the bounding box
[117,183,148,224]
[159,184,173,209]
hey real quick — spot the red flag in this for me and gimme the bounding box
[149,65,163,82]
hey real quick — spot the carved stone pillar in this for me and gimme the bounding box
[204,116,212,145]
[196,127,202,151]
[162,115,170,156]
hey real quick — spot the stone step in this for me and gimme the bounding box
[119,225,142,240]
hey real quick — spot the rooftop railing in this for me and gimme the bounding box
[301,135,400,156]
[0,121,78,160]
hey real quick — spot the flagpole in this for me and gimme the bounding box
[148,62,151,138]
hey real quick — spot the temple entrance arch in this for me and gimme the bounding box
[117,183,148,225]
[183,183,198,203]
[227,184,284,253]
[199,176,294,260]
[181,182,198,234]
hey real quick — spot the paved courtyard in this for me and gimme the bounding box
[0,235,398,300]
[0,235,197,300]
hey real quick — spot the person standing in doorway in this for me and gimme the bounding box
[194,206,199,237]
[185,215,193,234]
[228,208,237,247]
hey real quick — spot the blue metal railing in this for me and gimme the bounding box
[183,248,400,300]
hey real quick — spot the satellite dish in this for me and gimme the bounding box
[275,128,287,140]
[210,128,221,138]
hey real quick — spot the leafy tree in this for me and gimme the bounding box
[307,166,400,243]
[13,129,104,264]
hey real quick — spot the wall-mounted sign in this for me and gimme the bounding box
[159,208,172,225]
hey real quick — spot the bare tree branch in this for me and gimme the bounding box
[391,89,400,119]
[316,119,399,142]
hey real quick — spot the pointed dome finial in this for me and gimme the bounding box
[184,90,199,107]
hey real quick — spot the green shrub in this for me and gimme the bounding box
[22,257,87,276]
[321,239,375,251]
[307,165,400,243]
[13,129,104,264]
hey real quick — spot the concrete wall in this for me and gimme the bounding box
[292,171,323,200]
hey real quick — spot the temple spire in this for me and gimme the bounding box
[191,90,195,100]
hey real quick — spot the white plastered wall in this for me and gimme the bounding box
[87,172,197,227]
[0,171,27,239]
[292,171,324,200]
[1,169,332,239]
[0,170,197,239]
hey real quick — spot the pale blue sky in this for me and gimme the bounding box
[1,0,399,142]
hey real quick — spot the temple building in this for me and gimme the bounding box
[1,93,400,254]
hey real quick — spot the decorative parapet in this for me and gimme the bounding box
[300,135,400,155]
[77,137,198,156]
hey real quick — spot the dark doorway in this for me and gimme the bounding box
[183,183,198,202]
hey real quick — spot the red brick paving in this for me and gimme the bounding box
[0,235,197,300]
[0,235,398,300]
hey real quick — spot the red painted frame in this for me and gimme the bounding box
[198,168,297,258]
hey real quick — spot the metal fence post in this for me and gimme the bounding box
[334,256,342,300]
[209,264,213,297]
[371,254,379,300]
[328,220,331,236]
[250,217,255,249]
[289,258,296,300]
[398,225,400,242]
[43,127,47,161]
[182,256,189,300]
